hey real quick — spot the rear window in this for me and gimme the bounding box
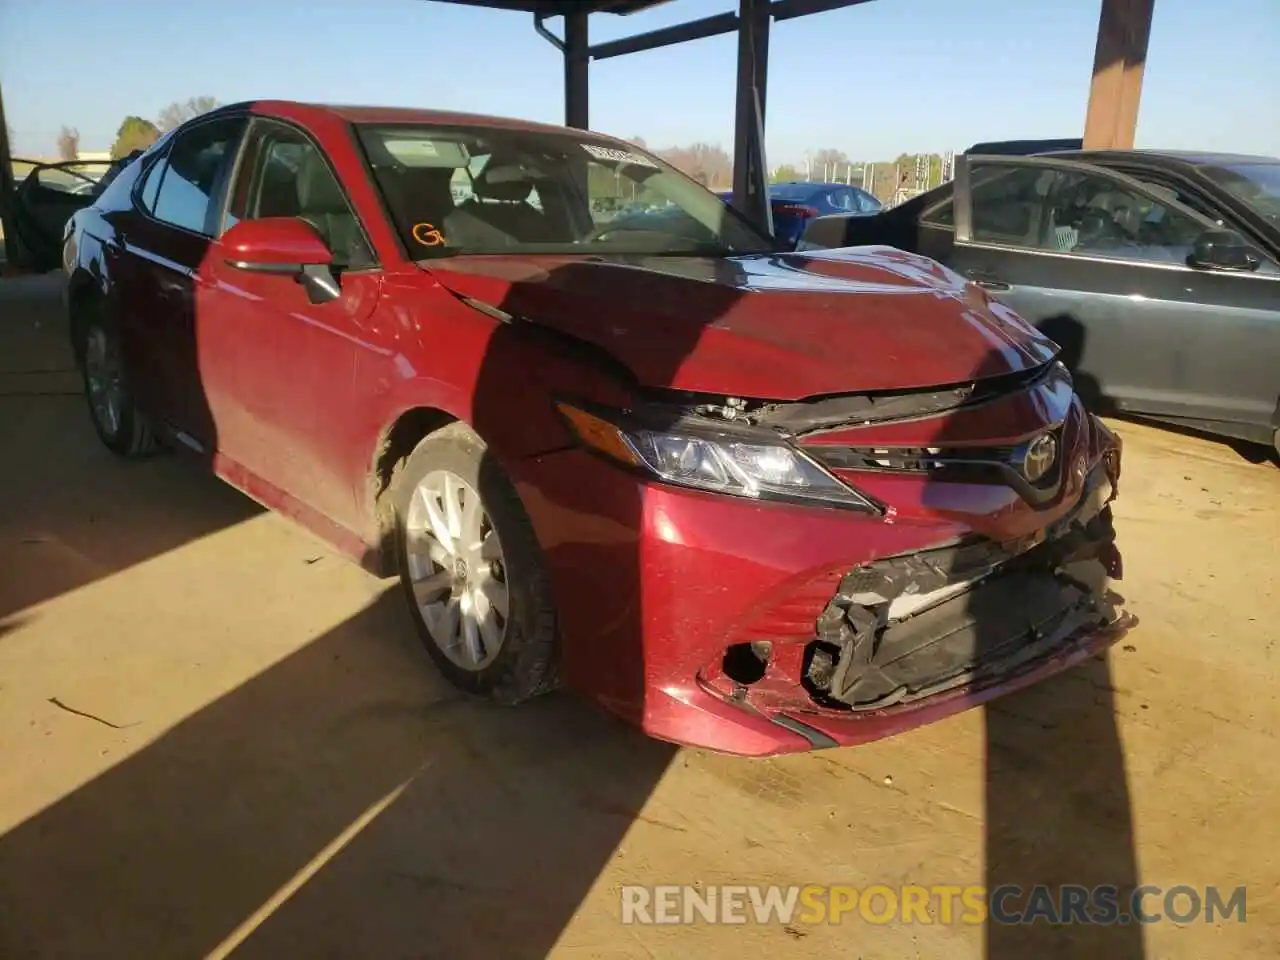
[768,183,820,202]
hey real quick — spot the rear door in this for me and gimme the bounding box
[122,115,248,446]
[948,155,1280,440]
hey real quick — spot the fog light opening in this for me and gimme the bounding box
[723,641,771,685]
[801,640,842,702]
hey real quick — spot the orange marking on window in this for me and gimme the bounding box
[412,222,446,247]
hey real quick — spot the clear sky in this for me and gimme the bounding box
[2,0,1277,162]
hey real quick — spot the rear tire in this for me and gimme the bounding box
[392,423,559,704]
[76,299,159,458]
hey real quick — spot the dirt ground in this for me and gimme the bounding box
[1,273,1276,959]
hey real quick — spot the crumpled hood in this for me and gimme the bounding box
[425,245,1058,399]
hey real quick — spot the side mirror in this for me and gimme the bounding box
[219,217,340,303]
[1187,228,1259,272]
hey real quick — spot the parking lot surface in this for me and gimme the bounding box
[1,273,1276,959]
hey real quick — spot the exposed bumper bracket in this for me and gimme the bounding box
[813,471,1123,711]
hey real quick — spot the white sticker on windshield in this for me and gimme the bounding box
[582,144,659,168]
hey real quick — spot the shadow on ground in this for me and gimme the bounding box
[959,341,1142,959]
[984,656,1142,958]
[0,588,673,958]
[0,273,260,620]
[0,273,673,959]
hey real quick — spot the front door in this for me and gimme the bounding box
[197,117,381,532]
[948,156,1280,441]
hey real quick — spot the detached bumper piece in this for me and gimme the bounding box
[806,475,1123,711]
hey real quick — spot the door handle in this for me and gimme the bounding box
[964,269,1011,291]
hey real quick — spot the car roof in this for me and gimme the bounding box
[771,181,857,190]
[1127,149,1275,165]
[220,99,618,141]
[1038,148,1276,169]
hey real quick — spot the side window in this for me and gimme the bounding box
[966,164,1052,246]
[152,118,245,235]
[137,151,170,214]
[922,198,954,226]
[1038,170,1206,263]
[826,189,852,212]
[1132,174,1224,224]
[857,190,882,213]
[956,163,1210,264]
[229,120,374,268]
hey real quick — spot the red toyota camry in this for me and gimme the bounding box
[63,101,1131,756]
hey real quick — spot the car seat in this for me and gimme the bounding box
[295,151,367,264]
[458,160,553,243]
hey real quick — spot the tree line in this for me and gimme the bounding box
[633,140,953,201]
[106,96,220,160]
[18,98,222,164]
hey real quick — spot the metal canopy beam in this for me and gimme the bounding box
[731,0,771,231]
[445,0,671,14]
[0,83,15,264]
[589,11,739,60]
[443,0,1163,178]
[527,0,873,234]
[564,9,590,127]
[1083,0,1154,150]
[769,0,874,20]
[441,0,874,233]
[584,0,871,61]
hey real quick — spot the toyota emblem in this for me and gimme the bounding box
[1022,433,1058,483]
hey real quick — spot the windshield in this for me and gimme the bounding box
[1201,162,1280,221]
[355,124,773,257]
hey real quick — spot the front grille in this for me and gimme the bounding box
[810,427,1066,505]
[812,444,1017,473]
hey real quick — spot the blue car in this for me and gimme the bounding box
[718,181,883,249]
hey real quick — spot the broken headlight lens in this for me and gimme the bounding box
[557,402,879,511]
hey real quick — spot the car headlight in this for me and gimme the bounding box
[556,401,880,512]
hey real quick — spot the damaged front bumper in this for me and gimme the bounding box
[811,467,1123,710]
[691,459,1133,754]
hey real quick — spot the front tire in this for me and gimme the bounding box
[77,301,158,458]
[392,423,559,703]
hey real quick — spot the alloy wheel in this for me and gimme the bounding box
[84,325,123,439]
[404,469,509,670]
